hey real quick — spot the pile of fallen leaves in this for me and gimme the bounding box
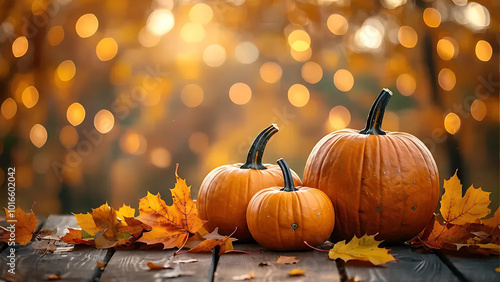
[409,172,499,255]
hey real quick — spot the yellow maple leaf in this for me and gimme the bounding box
[328,234,395,265]
[482,207,500,228]
[136,165,205,249]
[116,204,135,220]
[440,171,491,225]
[0,207,38,245]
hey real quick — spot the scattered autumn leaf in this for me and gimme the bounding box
[276,256,299,264]
[147,261,173,270]
[188,228,237,255]
[289,269,306,276]
[440,171,491,225]
[33,240,57,252]
[0,207,38,245]
[60,229,94,245]
[136,166,205,250]
[46,274,61,280]
[232,272,255,280]
[482,207,500,228]
[172,259,198,264]
[97,262,106,268]
[328,234,395,265]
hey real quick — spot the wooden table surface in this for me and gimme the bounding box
[0,215,498,282]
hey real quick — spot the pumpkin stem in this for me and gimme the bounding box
[277,158,298,192]
[360,88,392,136]
[240,124,279,170]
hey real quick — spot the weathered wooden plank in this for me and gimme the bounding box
[214,244,341,281]
[443,252,500,282]
[0,216,45,253]
[0,215,110,281]
[100,249,214,281]
[343,246,459,282]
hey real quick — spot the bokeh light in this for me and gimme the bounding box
[475,40,492,62]
[120,131,147,155]
[138,27,161,48]
[189,3,213,24]
[147,9,175,36]
[329,106,351,131]
[288,84,310,107]
[21,86,39,108]
[235,42,259,64]
[60,125,79,148]
[470,99,486,121]
[463,2,490,31]
[47,26,64,46]
[150,147,172,168]
[1,98,17,119]
[334,69,354,92]
[260,62,282,84]
[96,37,118,61]
[181,84,204,108]
[203,44,226,67]
[189,132,209,154]
[438,68,456,91]
[437,38,458,60]
[288,30,311,52]
[396,73,416,96]
[398,26,418,48]
[444,112,461,134]
[423,8,441,28]
[57,60,76,81]
[30,124,48,148]
[180,23,205,43]
[229,83,252,105]
[12,36,28,58]
[290,47,312,62]
[94,110,115,134]
[66,102,86,126]
[75,14,99,38]
[301,61,323,84]
[327,14,348,35]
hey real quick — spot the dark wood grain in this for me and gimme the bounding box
[214,244,341,281]
[0,215,110,281]
[100,249,214,281]
[343,246,460,282]
[443,252,500,282]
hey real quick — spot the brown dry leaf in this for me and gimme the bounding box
[136,166,205,250]
[276,256,299,264]
[289,269,306,276]
[232,272,255,280]
[328,234,395,265]
[440,171,491,225]
[147,261,173,270]
[422,218,471,249]
[97,262,106,268]
[188,228,237,255]
[34,240,57,252]
[0,207,38,245]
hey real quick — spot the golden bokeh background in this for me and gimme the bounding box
[0,0,498,215]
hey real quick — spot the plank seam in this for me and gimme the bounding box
[90,248,115,282]
[434,250,469,282]
[335,258,349,282]
[209,245,221,282]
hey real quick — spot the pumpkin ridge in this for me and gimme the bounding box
[386,136,406,234]
[357,137,369,237]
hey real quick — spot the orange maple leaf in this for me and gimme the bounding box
[60,229,94,245]
[0,207,38,245]
[188,228,236,255]
[440,171,491,225]
[136,165,205,249]
[482,207,500,228]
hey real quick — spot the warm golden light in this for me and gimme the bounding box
[396,73,416,96]
[290,47,312,62]
[180,23,205,43]
[288,30,311,52]
[47,26,64,46]
[259,62,282,84]
[423,8,441,28]
[203,44,226,67]
[235,42,259,64]
[60,125,79,148]
[288,84,310,108]
[31,0,47,15]
[189,132,209,154]
[334,69,354,92]
[21,86,39,108]
[437,38,457,60]
[470,99,486,121]
[1,98,17,120]
[382,111,399,131]
[147,9,175,36]
[75,14,99,38]
[110,63,132,85]
[329,106,351,131]
[120,131,147,155]
[66,102,86,126]
[96,37,118,61]
[94,109,115,134]
[57,60,76,81]
[444,113,461,134]
[138,27,161,48]
[381,0,407,9]
[30,124,48,148]
[12,36,28,58]
[475,40,492,62]
[301,61,323,84]
[398,26,418,48]
[355,18,384,50]
[464,2,490,31]
[438,68,456,91]
[150,147,172,168]
[189,3,213,24]
[327,14,348,35]
[181,84,204,108]
[229,83,252,105]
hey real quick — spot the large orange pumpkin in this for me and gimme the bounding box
[197,125,302,242]
[247,158,335,251]
[303,89,439,243]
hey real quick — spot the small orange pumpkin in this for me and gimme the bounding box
[247,158,335,251]
[303,89,439,243]
[197,125,302,242]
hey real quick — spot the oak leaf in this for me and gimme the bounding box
[0,207,38,245]
[440,171,491,225]
[328,234,395,265]
[136,166,205,249]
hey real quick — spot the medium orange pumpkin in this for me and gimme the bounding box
[197,125,302,242]
[246,158,335,251]
[303,89,439,243]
